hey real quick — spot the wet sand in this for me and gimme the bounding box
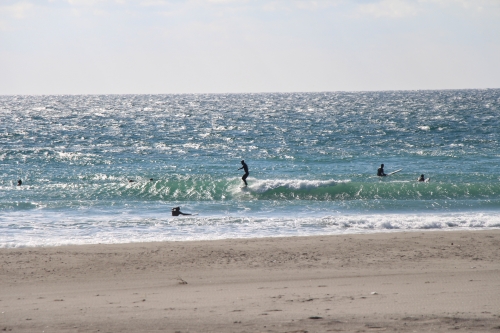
[1,230,500,332]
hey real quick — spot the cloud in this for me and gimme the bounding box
[424,0,500,14]
[139,0,169,5]
[0,1,35,19]
[66,0,125,5]
[238,0,339,13]
[293,1,340,10]
[355,0,419,18]
[354,0,500,18]
[206,0,247,4]
[66,0,103,5]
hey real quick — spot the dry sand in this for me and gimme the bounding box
[1,230,500,332]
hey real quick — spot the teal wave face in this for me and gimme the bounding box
[3,177,500,210]
[240,179,500,202]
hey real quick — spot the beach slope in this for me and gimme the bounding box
[1,230,500,332]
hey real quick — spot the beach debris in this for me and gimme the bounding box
[370,292,378,295]
[309,316,323,320]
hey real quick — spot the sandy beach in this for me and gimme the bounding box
[1,230,500,332]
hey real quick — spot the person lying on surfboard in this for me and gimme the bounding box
[172,207,192,216]
[377,164,387,177]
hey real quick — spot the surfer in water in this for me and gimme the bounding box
[172,207,191,216]
[417,174,429,182]
[377,164,387,177]
[238,160,249,186]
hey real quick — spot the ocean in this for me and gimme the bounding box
[1,90,499,247]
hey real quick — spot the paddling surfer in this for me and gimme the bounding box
[377,164,387,177]
[238,160,249,186]
[172,207,191,216]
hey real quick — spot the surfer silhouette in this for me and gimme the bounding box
[377,164,387,177]
[238,160,249,186]
[17,179,22,186]
[417,174,429,182]
[172,207,191,216]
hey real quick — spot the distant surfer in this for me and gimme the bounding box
[172,207,191,216]
[377,164,387,177]
[238,160,249,186]
[17,179,22,186]
[417,174,429,182]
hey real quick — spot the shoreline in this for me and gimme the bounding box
[2,230,500,332]
[4,223,500,249]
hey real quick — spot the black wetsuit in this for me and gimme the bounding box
[239,162,249,186]
[377,167,386,177]
[172,207,191,216]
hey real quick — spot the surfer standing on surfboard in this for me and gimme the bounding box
[239,160,249,186]
[377,164,387,177]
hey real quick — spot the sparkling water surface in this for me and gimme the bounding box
[1,90,500,247]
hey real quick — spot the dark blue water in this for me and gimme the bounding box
[1,90,499,247]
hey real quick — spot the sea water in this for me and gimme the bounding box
[1,90,499,247]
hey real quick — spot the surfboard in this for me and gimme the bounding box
[386,169,402,176]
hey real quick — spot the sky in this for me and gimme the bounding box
[1,0,499,95]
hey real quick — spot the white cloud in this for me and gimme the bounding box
[66,0,125,5]
[423,0,500,14]
[139,0,168,6]
[206,0,247,4]
[0,20,7,31]
[354,0,500,18]
[258,0,341,12]
[356,0,419,18]
[0,1,35,19]
[66,0,103,5]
